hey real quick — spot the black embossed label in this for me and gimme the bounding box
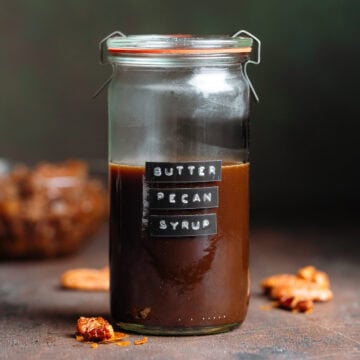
[149,214,217,237]
[148,186,218,210]
[145,160,221,237]
[145,160,222,183]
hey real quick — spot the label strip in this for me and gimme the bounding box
[145,160,222,183]
[148,186,219,210]
[149,213,217,237]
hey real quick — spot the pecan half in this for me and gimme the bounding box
[261,266,333,313]
[61,267,109,291]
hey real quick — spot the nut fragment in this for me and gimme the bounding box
[116,341,130,347]
[61,267,109,291]
[134,337,148,346]
[75,334,84,342]
[100,332,129,344]
[76,316,114,342]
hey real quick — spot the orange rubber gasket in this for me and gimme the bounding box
[108,47,252,55]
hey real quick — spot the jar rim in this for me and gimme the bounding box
[106,34,253,55]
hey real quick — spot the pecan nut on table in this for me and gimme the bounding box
[61,266,109,291]
[261,266,333,313]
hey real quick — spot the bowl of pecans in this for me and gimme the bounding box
[0,159,108,259]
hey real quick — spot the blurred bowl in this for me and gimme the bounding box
[0,159,108,259]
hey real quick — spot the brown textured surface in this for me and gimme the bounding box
[0,225,359,359]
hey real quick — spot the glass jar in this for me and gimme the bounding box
[102,31,260,335]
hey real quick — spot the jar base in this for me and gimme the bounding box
[116,321,240,336]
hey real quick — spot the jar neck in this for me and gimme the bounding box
[108,54,249,68]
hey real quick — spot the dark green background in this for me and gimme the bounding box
[1,0,359,222]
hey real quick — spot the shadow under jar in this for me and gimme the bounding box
[103,32,260,335]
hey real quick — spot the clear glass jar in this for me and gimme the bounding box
[103,32,259,335]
